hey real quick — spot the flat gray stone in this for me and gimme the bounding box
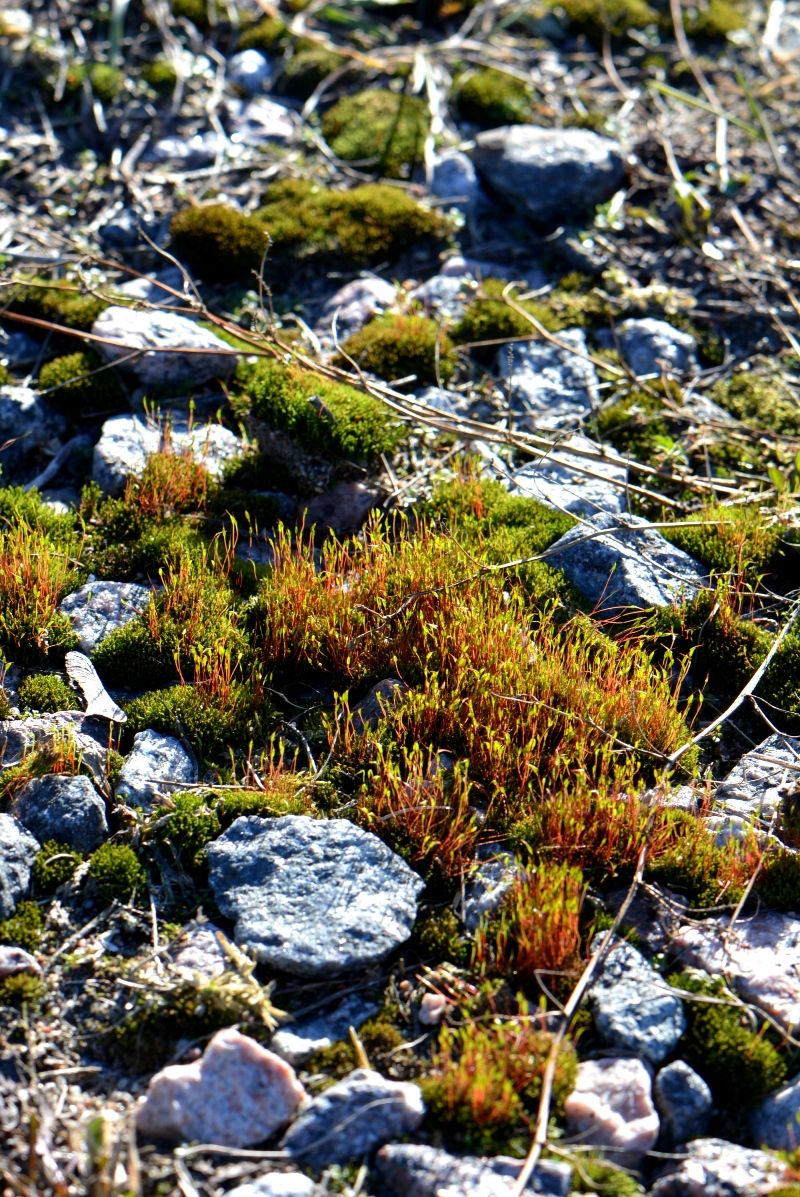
[92,413,245,495]
[457,850,524,935]
[546,511,707,611]
[616,318,696,378]
[13,774,108,853]
[115,729,197,810]
[226,1173,317,1197]
[316,276,396,345]
[271,994,381,1066]
[0,813,40,919]
[60,580,152,653]
[588,936,685,1063]
[376,1144,573,1196]
[649,1138,789,1196]
[92,306,236,387]
[654,1061,713,1146]
[753,1073,800,1151]
[281,1068,424,1167]
[0,714,109,783]
[512,435,627,516]
[206,815,425,977]
[714,733,800,826]
[496,329,599,429]
[471,126,624,229]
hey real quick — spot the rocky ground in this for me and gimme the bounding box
[3,0,800,1194]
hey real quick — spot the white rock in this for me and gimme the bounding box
[429,150,485,211]
[376,1143,573,1196]
[512,435,627,517]
[13,774,108,853]
[270,993,380,1066]
[714,733,800,826]
[226,1173,317,1197]
[649,1137,789,1196]
[136,1027,306,1146]
[564,1057,659,1158]
[654,1060,713,1146]
[227,49,273,95]
[616,318,697,378]
[168,921,229,981]
[60,581,152,653]
[115,729,197,810]
[92,413,245,495]
[92,307,236,387]
[0,944,42,979]
[227,97,296,145]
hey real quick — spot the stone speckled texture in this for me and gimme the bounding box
[0,813,40,919]
[60,580,152,652]
[588,936,685,1063]
[93,306,236,387]
[376,1144,573,1196]
[115,729,197,810]
[13,774,108,853]
[649,1137,790,1195]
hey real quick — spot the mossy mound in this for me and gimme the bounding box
[32,840,83,895]
[337,313,456,387]
[170,204,269,284]
[18,672,75,713]
[39,349,126,416]
[453,68,534,127]
[278,46,348,100]
[710,366,800,438]
[0,900,43,952]
[87,843,146,903]
[320,88,429,178]
[662,502,797,585]
[452,275,609,356]
[3,277,108,333]
[125,681,272,767]
[61,62,124,103]
[547,0,748,40]
[141,59,179,92]
[237,15,288,51]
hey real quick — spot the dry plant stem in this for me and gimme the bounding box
[511,839,651,1196]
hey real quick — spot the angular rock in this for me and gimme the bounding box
[430,149,485,212]
[616,318,696,378]
[13,774,108,853]
[281,1068,424,1167]
[0,714,109,783]
[226,97,296,145]
[0,813,40,919]
[649,1138,790,1196]
[0,945,42,979]
[92,307,237,388]
[588,936,685,1064]
[674,911,800,1030]
[376,1144,573,1196]
[753,1073,800,1151]
[350,678,408,736]
[227,48,273,94]
[414,386,472,416]
[168,921,229,981]
[271,994,381,1066]
[457,850,524,934]
[496,329,599,429]
[115,729,197,810]
[207,816,424,977]
[302,481,381,536]
[316,276,397,345]
[471,126,624,228]
[546,511,707,611]
[654,1060,713,1146]
[60,580,152,653]
[714,733,800,826]
[0,384,65,479]
[512,435,627,517]
[564,1057,659,1158]
[92,413,245,495]
[136,1027,306,1146]
[226,1173,317,1197]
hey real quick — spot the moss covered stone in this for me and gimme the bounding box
[39,349,126,416]
[321,89,429,178]
[0,900,43,952]
[142,59,179,91]
[338,313,456,387]
[452,275,609,355]
[453,68,534,127]
[125,682,271,767]
[87,843,146,903]
[170,203,269,284]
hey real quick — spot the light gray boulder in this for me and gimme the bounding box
[60,580,152,653]
[471,126,624,228]
[512,435,627,516]
[649,1138,790,1196]
[588,936,685,1063]
[654,1060,713,1145]
[753,1073,800,1151]
[92,412,245,495]
[496,329,599,429]
[545,511,707,611]
[281,1069,424,1167]
[207,815,424,976]
[714,733,800,826]
[92,307,236,388]
[115,729,198,810]
[376,1143,573,1196]
[271,993,381,1066]
[316,276,396,345]
[616,318,697,378]
[13,774,108,853]
[0,813,40,919]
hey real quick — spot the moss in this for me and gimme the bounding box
[682,0,749,39]
[125,682,271,766]
[413,907,470,965]
[0,974,46,1007]
[570,1157,645,1195]
[0,522,80,662]
[320,89,429,179]
[756,850,800,912]
[170,203,269,284]
[18,672,75,713]
[309,1013,407,1082]
[338,313,456,387]
[670,971,787,1106]
[548,0,659,38]
[39,349,125,416]
[31,840,83,895]
[215,781,316,827]
[0,901,43,952]
[80,485,204,581]
[150,793,221,878]
[233,358,404,459]
[3,276,108,333]
[87,843,146,903]
[237,15,288,51]
[63,63,124,103]
[453,68,534,127]
[711,368,800,438]
[92,616,181,688]
[662,503,795,584]
[278,46,348,100]
[452,276,609,355]
[142,59,178,92]
[0,485,78,542]
[595,389,673,465]
[171,0,213,27]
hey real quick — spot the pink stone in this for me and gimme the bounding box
[418,993,449,1026]
[136,1027,306,1146]
[0,944,41,979]
[564,1058,659,1156]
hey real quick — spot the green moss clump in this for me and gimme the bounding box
[711,368,800,438]
[63,63,124,103]
[151,793,221,877]
[278,46,348,100]
[142,59,178,91]
[321,89,430,179]
[662,502,793,583]
[452,276,609,354]
[233,359,404,459]
[92,616,181,688]
[0,362,11,386]
[4,277,108,333]
[338,313,456,388]
[413,907,470,965]
[170,203,269,284]
[32,840,83,895]
[80,484,204,581]
[453,68,534,127]
[549,0,659,38]
[595,389,673,465]
[87,843,146,903]
[0,900,43,952]
[39,350,125,416]
[237,15,288,50]
[0,974,46,1007]
[309,1013,407,1082]
[670,971,787,1105]
[171,0,212,27]
[682,0,749,39]
[215,782,316,827]
[125,682,271,767]
[102,981,245,1072]
[756,850,800,912]
[570,1157,645,1196]
[0,485,78,542]
[18,672,75,713]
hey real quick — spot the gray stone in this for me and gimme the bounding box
[0,714,109,783]
[654,1061,713,1145]
[616,318,697,378]
[225,1174,317,1197]
[227,97,296,145]
[281,1068,424,1167]
[207,815,424,977]
[115,729,197,810]
[0,385,65,479]
[471,126,624,229]
[167,921,229,981]
[545,511,707,611]
[512,435,627,516]
[92,413,245,496]
[113,267,185,307]
[674,911,800,1030]
[302,481,381,536]
[414,387,472,415]
[714,733,800,827]
[350,679,408,736]
[13,774,108,853]
[227,49,273,95]
[98,206,158,250]
[92,307,237,388]
[457,850,523,935]
[430,149,485,211]
[0,329,41,367]
[753,1073,800,1151]
[136,1027,306,1146]
[317,276,396,345]
[564,1057,659,1158]
[60,581,152,653]
[271,994,381,1066]
[496,329,599,429]
[649,1138,790,1196]
[0,813,39,919]
[0,945,41,978]
[376,1144,573,1196]
[147,130,227,168]
[588,936,684,1063]
[409,272,472,321]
